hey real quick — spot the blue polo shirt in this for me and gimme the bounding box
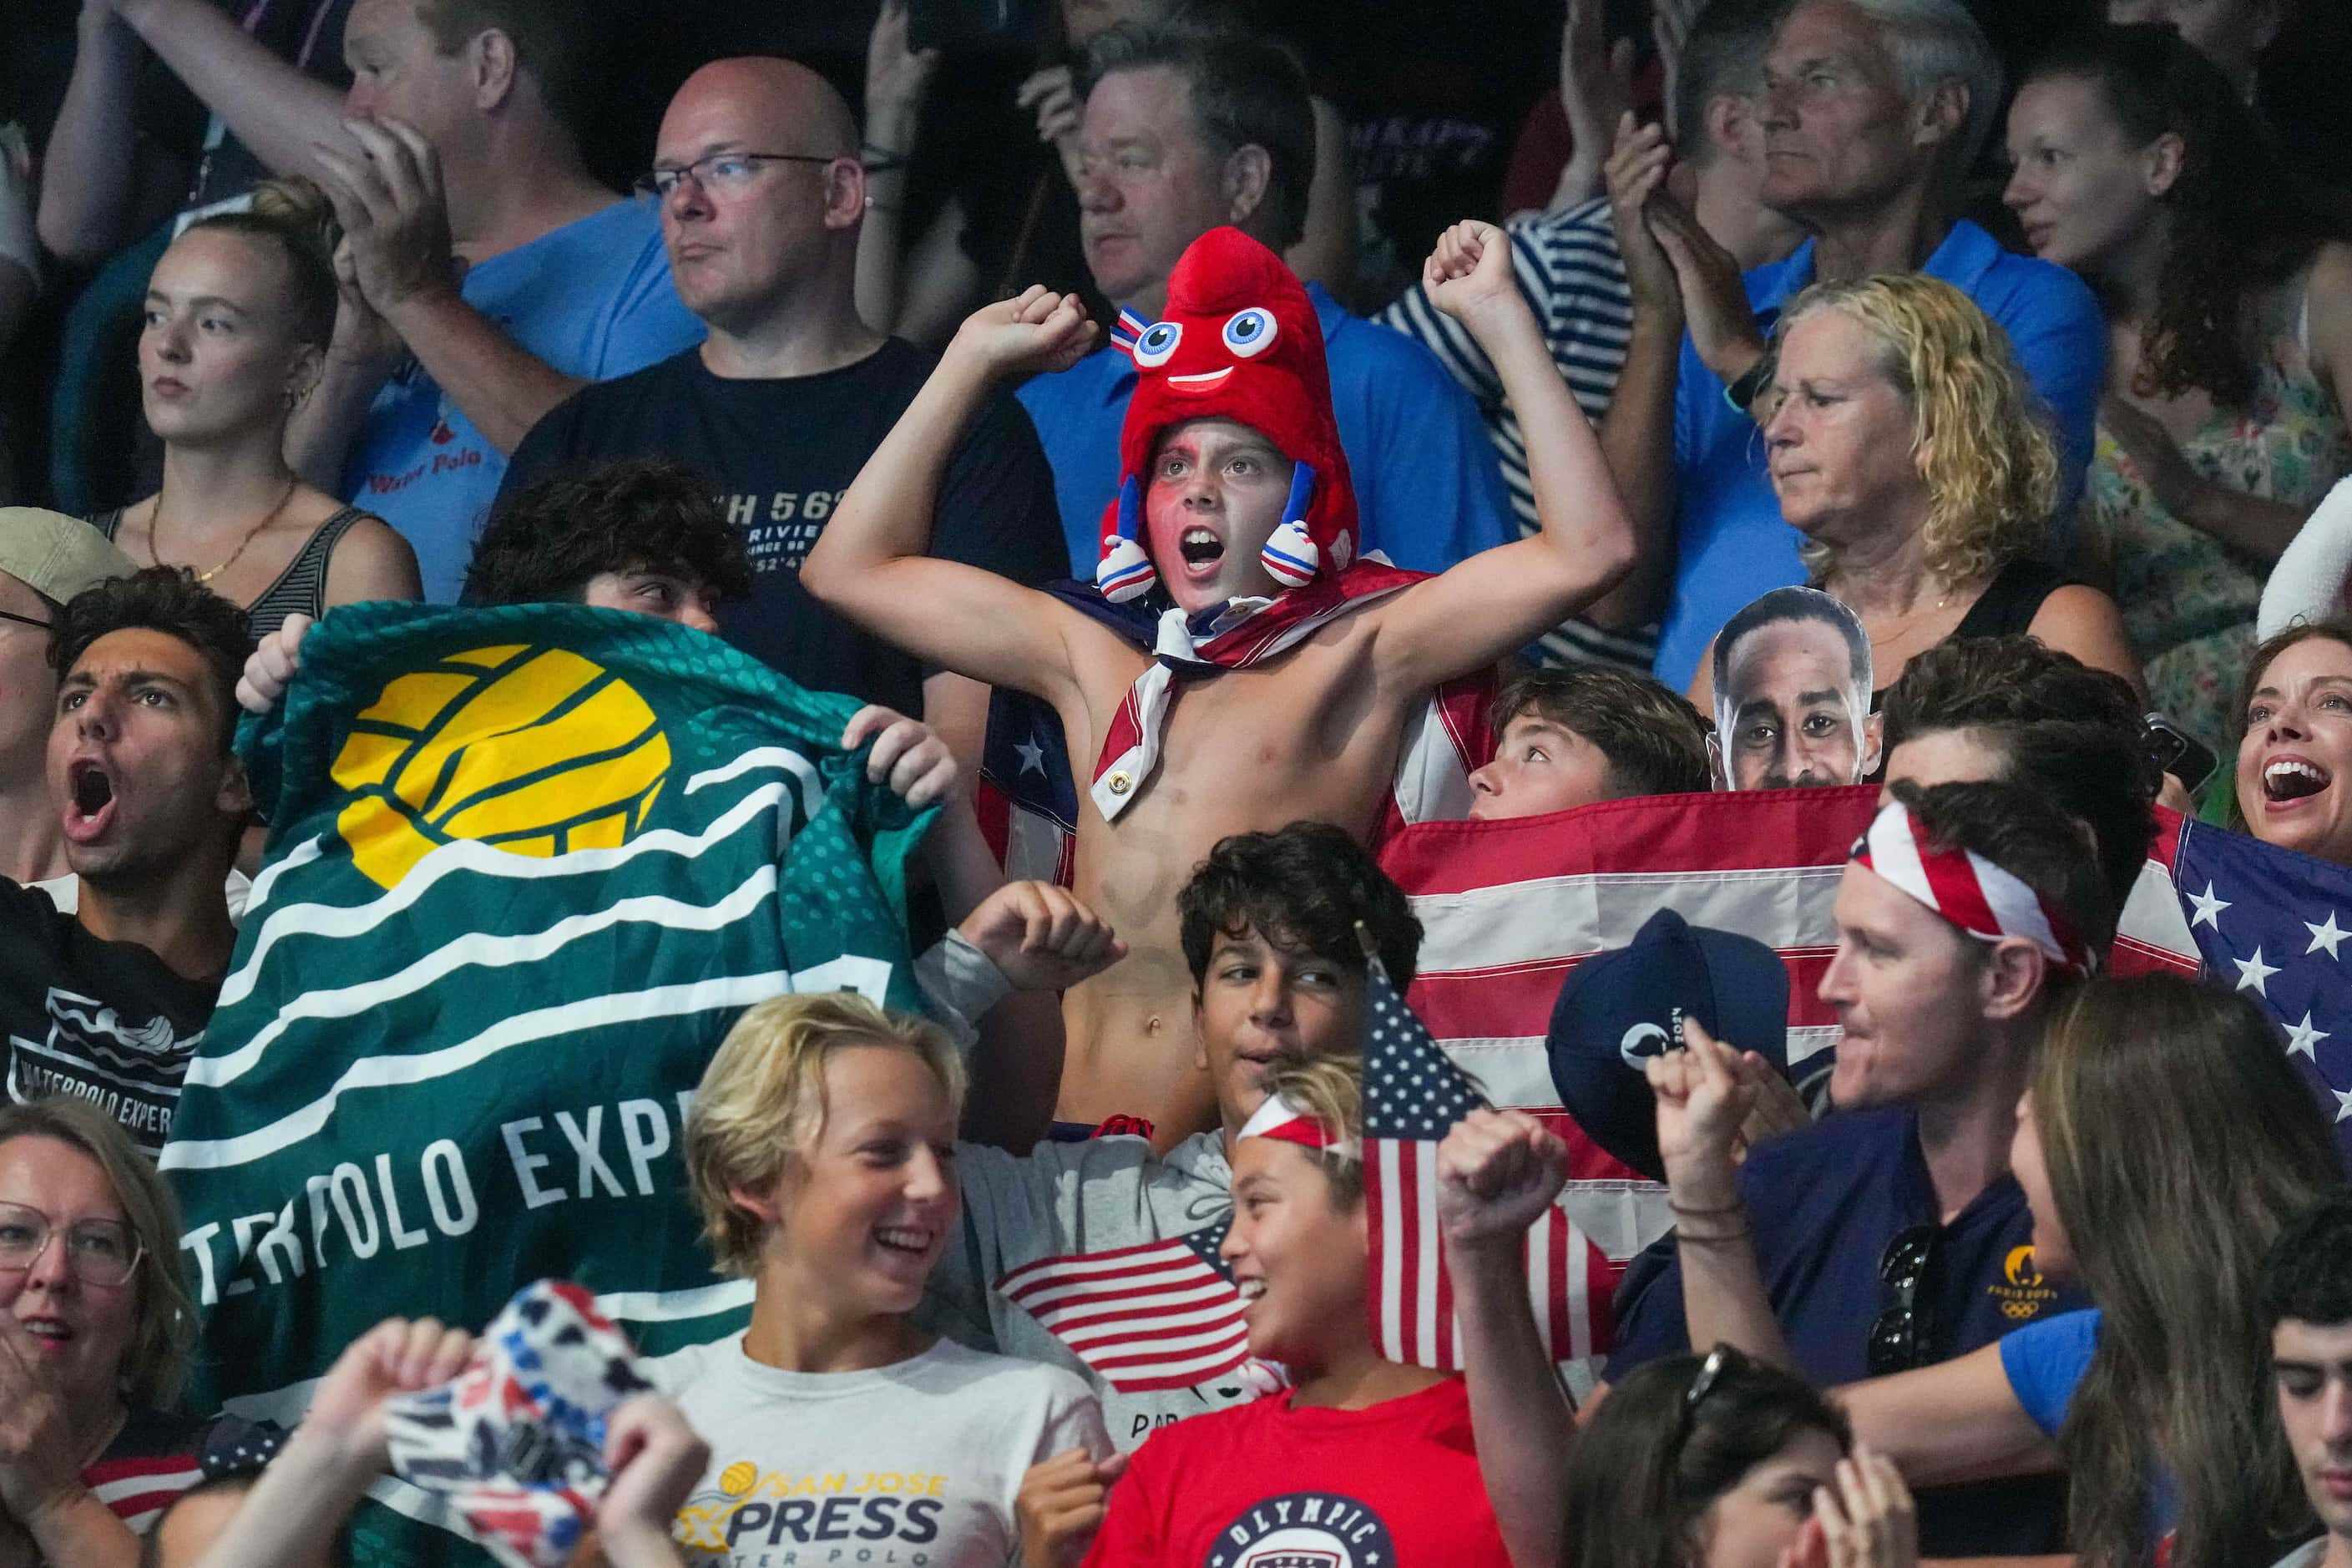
[1650,220,2107,693]
[1015,281,1515,577]
[341,196,705,604]
[1608,1105,2090,1557]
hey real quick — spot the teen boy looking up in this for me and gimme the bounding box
[802,219,1633,1145]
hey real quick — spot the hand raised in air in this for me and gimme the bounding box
[946,286,1100,383]
[1423,220,1529,331]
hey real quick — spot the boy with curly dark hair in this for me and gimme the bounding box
[460,458,755,625]
[3,566,254,1155]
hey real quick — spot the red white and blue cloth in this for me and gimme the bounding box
[1850,799,2095,976]
[979,579,1495,876]
[380,1280,650,1568]
[1238,1091,1360,1157]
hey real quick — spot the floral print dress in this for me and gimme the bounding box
[2086,274,2352,759]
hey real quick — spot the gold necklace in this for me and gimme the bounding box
[1865,594,1951,649]
[148,475,301,585]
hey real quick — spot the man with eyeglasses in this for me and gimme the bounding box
[0,513,134,905]
[1602,778,2112,1558]
[493,55,1064,761]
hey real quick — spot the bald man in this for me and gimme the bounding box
[495,58,1066,757]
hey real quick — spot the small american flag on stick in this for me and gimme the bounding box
[1363,948,1612,1370]
[994,1220,1252,1393]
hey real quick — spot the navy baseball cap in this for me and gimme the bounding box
[1545,908,1793,1181]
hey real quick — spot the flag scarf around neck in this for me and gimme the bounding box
[1090,574,1420,822]
[159,603,932,1566]
[979,582,1496,881]
[1852,800,2093,974]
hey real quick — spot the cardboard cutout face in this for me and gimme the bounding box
[1710,587,1880,790]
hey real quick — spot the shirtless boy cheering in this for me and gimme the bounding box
[804,220,1632,1144]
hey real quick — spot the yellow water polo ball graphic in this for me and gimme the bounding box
[331,644,672,889]
[720,1461,758,1497]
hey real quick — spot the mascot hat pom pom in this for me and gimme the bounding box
[1095,227,1359,603]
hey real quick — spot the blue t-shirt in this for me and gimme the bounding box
[2000,1308,2181,1538]
[1650,220,2107,693]
[341,196,707,604]
[1609,1105,2089,1556]
[2000,1306,2101,1437]
[1015,281,1515,577]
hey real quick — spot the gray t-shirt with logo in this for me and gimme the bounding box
[655,1334,1105,1567]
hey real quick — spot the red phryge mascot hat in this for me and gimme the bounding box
[1095,226,1361,601]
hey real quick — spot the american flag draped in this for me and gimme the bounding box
[2166,812,2352,1151]
[1362,956,1612,1369]
[1378,787,2207,1305]
[994,1220,1251,1393]
[1000,789,2276,1389]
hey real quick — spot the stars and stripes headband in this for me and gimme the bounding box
[1851,801,2094,975]
[1239,1092,1361,1159]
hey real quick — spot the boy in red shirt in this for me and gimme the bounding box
[1020,1055,1526,1568]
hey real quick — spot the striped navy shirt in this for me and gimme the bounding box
[1378,197,1657,673]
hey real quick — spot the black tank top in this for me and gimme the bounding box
[1949,559,2069,641]
[94,505,378,641]
[1864,559,2075,712]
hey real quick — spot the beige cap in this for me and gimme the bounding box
[0,508,137,607]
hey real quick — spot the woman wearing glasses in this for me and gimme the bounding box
[0,1098,202,1568]
[1655,975,2340,1567]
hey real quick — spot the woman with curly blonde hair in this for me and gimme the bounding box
[1690,273,2141,714]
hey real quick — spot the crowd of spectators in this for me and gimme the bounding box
[3,0,2352,1564]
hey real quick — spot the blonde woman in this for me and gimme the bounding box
[0,1099,201,1568]
[1691,274,2141,712]
[660,992,1105,1566]
[103,178,417,640]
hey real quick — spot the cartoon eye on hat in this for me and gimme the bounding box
[1222,307,1278,357]
[1133,321,1183,367]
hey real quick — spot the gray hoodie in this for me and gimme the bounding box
[917,1129,1264,1449]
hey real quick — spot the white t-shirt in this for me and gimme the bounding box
[655,1333,1107,1567]
[2269,1540,2330,1568]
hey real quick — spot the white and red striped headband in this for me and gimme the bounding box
[1239,1094,1360,1159]
[1851,801,2094,976]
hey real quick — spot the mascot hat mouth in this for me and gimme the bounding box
[1095,227,1358,602]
